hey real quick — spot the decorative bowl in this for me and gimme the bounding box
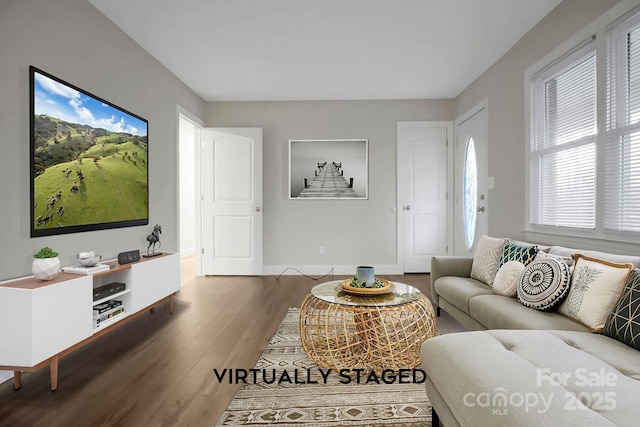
[340,278,393,296]
[77,252,101,267]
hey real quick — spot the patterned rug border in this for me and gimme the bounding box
[215,308,432,426]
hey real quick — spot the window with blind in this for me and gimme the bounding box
[528,7,640,240]
[606,12,640,232]
[529,40,597,229]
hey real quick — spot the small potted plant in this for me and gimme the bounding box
[32,246,60,280]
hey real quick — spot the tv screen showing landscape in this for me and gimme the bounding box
[30,66,149,237]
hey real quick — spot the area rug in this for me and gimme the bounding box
[215,308,432,426]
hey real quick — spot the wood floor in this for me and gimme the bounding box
[0,258,464,427]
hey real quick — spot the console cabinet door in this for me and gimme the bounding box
[31,276,93,365]
[0,276,92,367]
[130,254,180,311]
[0,289,33,366]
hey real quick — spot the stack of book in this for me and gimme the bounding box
[93,300,125,328]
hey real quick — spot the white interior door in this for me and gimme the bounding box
[454,103,489,256]
[202,128,263,275]
[397,122,451,273]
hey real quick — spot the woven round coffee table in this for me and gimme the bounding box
[299,280,436,371]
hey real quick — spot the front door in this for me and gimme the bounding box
[202,128,263,275]
[397,122,451,273]
[454,103,489,256]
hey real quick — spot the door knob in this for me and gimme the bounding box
[256,207,261,212]
[404,205,411,211]
[477,206,485,212]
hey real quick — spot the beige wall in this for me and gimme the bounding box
[206,100,454,271]
[0,0,205,278]
[203,0,626,269]
[454,0,619,242]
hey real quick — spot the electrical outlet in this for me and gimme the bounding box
[319,245,326,255]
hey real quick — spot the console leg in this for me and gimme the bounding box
[169,295,173,315]
[50,354,59,392]
[432,407,440,427]
[436,306,441,317]
[13,371,21,390]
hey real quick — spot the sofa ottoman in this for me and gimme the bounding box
[422,330,640,426]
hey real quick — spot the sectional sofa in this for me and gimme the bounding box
[422,238,640,426]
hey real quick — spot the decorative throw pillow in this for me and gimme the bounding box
[517,258,572,311]
[493,261,525,297]
[499,241,538,268]
[557,254,633,332]
[601,269,640,351]
[470,236,507,286]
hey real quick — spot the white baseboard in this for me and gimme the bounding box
[264,264,403,276]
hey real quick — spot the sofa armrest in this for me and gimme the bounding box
[430,256,474,308]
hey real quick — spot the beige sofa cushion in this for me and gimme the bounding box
[468,295,590,332]
[549,246,640,267]
[434,276,494,315]
[492,261,524,297]
[558,254,633,332]
[470,235,507,285]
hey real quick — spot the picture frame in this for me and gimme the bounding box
[289,139,368,199]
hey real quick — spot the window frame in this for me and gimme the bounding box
[524,3,640,247]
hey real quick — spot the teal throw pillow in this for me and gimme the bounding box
[499,241,538,268]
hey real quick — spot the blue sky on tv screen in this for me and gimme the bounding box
[34,71,147,137]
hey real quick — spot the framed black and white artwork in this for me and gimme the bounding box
[289,139,368,199]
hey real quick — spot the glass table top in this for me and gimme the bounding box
[310,280,422,307]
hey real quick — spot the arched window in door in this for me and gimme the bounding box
[463,137,477,249]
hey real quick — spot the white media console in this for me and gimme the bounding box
[0,252,180,391]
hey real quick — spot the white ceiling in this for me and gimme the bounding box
[89,0,561,102]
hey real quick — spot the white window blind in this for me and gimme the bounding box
[530,41,597,229]
[606,11,640,232]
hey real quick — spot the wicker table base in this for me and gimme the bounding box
[299,284,436,371]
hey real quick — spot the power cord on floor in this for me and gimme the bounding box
[275,267,334,281]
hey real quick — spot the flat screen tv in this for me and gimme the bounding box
[30,66,148,237]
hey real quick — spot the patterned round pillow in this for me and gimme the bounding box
[517,258,571,311]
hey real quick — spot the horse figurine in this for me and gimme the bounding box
[146,224,162,256]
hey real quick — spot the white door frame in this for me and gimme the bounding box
[177,106,204,276]
[396,121,454,271]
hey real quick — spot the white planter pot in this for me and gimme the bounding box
[32,257,60,280]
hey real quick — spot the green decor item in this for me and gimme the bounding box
[34,246,59,258]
